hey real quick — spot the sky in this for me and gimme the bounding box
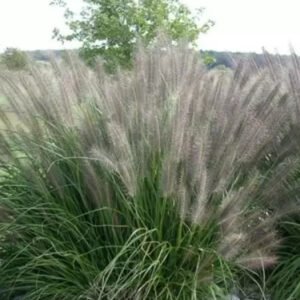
[0,0,300,54]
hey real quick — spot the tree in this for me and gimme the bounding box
[1,48,28,70]
[51,0,214,72]
[201,52,217,67]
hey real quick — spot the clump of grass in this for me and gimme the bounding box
[0,40,299,299]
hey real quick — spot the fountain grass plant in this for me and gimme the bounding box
[0,40,299,299]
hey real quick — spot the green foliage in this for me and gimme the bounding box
[201,52,217,66]
[1,48,28,70]
[0,159,237,299]
[51,0,214,72]
[267,217,300,300]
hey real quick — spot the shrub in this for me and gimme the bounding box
[1,48,28,70]
[0,41,299,299]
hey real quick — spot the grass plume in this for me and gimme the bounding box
[0,40,299,299]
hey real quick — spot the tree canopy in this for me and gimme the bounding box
[51,0,214,72]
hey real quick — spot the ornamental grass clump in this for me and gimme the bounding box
[0,41,299,299]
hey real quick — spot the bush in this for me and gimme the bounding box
[1,48,28,70]
[0,41,299,299]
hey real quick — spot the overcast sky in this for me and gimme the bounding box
[0,0,299,54]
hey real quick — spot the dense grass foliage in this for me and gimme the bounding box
[0,41,300,299]
[267,217,300,299]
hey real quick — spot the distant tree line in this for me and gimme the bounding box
[200,50,293,70]
[0,47,295,72]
